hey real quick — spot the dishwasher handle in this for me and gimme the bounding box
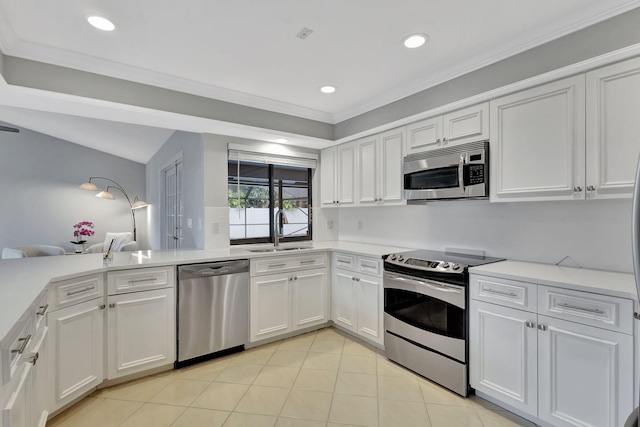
[178,259,250,278]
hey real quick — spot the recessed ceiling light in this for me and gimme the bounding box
[87,16,116,31]
[403,33,428,49]
[274,138,288,143]
[320,86,336,94]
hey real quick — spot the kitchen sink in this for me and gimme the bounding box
[248,246,313,253]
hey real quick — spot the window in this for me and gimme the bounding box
[228,161,312,244]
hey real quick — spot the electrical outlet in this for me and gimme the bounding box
[187,218,193,229]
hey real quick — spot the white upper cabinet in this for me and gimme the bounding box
[320,143,356,207]
[490,75,586,202]
[356,127,405,206]
[406,102,489,155]
[586,56,640,199]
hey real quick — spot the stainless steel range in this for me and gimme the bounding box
[383,249,503,396]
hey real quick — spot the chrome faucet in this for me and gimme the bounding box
[274,208,288,247]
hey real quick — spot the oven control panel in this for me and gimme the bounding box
[386,254,463,273]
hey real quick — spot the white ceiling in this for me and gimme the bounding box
[0,0,639,161]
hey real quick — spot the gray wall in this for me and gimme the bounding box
[335,7,640,138]
[146,130,205,250]
[0,121,147,253]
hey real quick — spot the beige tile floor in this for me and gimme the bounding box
[46,327,537,427]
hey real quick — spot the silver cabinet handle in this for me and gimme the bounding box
[587,185,596,191]
[538,324,547,331]
[300,260,316,265]
[11,335,31,354]
[574,186,583,192]
[484,288,517,297]
[443,137,448,144]
[558,302,604,315]
[99,304,106,310]
[67,286,94,296]
[436,138,441,143]
[634,312,640,320]
[36,304,49,316]
[128,277,157,284]
[268,263,286,268]
[525,321,535,328]
[28,352,39,366]
[109,303,116,308]
[351,277,360,281]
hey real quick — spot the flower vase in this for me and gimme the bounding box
[71,240,86,253]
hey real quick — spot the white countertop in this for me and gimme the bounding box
[470,260,638,301]
[0,241,411,341]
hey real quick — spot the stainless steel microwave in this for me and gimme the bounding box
[403,140,489,202]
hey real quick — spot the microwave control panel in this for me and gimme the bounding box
[465,164,485,185]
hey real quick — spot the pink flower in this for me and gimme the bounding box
[73,221,95,241]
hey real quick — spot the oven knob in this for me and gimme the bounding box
[398,255,404,262]
[441,262,450,269]
[452,264,461,270]
[389,254,397,261]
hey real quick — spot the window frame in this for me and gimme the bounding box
[229,162,313,245]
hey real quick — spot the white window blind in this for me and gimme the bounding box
[228,147,317,169]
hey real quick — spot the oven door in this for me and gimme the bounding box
[383,271,466,362]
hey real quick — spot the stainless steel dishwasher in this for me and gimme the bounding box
[176,259,249,368]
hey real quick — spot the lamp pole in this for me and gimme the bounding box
[86,177,139,241]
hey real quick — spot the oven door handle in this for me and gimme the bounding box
[390,274,462,294]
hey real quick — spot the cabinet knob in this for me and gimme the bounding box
[587,185,596,191]
[525,321,535,328]
[443,137,448,144]
[28,352,39,366]
[436,138,441,144]
[99,304,106,310]
[573,186,583,192]
[538,324,547,331]
[109,303,116,308]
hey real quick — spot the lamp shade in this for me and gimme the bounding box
[131,199,149,209]
[79,182,99,191]
[96,190,116,200]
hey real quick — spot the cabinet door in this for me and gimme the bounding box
[356,275,383,345]
[490,75,586,202]
[291,268,328,330]
[320,147,337,206]
[29,328,49,427]
[356,136,379,205]
[379,127,405,205]
[250,273,291,342]
[107,288,175,379]
[406,116,442,154]
[48,298,103,411]
[332,271,357,332]
[586,56,640,199]
[337,143,356,205]
[442,102,489,147]
[469,300,537,416]
[537,315,633,427]
[1,363,32,427]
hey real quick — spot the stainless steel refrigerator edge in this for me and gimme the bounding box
[176,260,249,368]
[625,155,640,427]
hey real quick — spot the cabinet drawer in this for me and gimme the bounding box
[108,266,175,295]
[470,275,537,312]
[538,286,633,334]
[49,274,103,310]
[333,253,356,271]
[1,312,32,385]
[357,256,382,276]
[251,253,328,276]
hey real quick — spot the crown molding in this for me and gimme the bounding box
[332,1,640,123]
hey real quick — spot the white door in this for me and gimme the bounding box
[1,363,32,427]
[250,273,291,342]
[537,315,634,427]
[291,268,327,330]
[586,56,640,199]
[469,301,537,416]
[379,127,405,204]
[490,75,586,202]
[337,143,356,205]
[406,116,443,154]
[356,275,383,345]
[162,160,183,249]
[320,147,337,206]
[29,328,49,427]
[356,136,378,205]
[332,271,357,332]
[107,288,175,379]
[442,102,489,147]
[48,298,104,411]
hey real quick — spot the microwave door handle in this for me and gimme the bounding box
[459,154,465,194]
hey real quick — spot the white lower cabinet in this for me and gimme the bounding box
[470,273,634,427]
[250,254,329,342]
[331,253,383,346]
[106,288,175,379]
[48,297,104,411]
